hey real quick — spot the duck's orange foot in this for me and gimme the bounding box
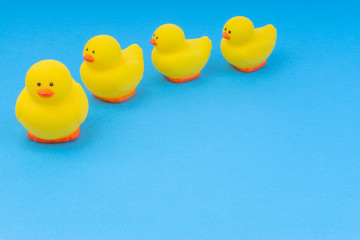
[27,128,80,143]
[166,73,201,84]
[233,61,267,73]
[93,89,136,103]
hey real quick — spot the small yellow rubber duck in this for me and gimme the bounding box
[150,24,212,83]
[221,16,277,73]
[80,35,144,103]
[15,60,89,143]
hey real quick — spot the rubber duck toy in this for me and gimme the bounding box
[150,24,212,83]
[221,16,277,73]
[15,60,89,143]
[80,35,144,103]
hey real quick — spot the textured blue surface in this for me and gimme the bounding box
[1,0,359,239]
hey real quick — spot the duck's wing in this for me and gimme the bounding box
[110,44,144,92]
[15,88,28,122]
[167,37,211,74]
[72,81,89,125]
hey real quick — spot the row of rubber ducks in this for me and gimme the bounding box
[15,16,277,143]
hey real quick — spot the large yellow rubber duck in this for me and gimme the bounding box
[150,24,212,83]
[15,60,89,143]
[80,35,144,103]
[221,16,277,73]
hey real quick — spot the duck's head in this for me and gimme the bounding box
[150,24,185,52]
[25,60,73,103]
[83,35,122,69]
[222,16,254,44]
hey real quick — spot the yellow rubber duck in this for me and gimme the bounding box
[221,16,277,73]
[15,60,89,143]
[80,35,144,103]
[150,24,212,83]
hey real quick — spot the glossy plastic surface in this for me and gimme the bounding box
[80,35,144,102]
[15,60,89,142]
[221,16,277,72]
[151,24,212,83]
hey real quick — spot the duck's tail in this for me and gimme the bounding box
[262,24,277,41]
[124,44,143,61]
[201,36,212,56]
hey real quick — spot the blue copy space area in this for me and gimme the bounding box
[0,0,359,239]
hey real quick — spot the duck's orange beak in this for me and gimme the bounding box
[83,54,95,62]
[150,39,157,46]
[222,32,230,40]
[37,89,54,98]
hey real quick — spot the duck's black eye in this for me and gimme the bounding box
[156,36,158,39]
[92,50,95,54]
[153,34,155,37]
[37,82,41,86]
[228,30,231,34]
[225,28,227,31]
[86,48,88,51]
[50,82,54,86]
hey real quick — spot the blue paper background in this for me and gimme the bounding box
[1,0,359,239]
